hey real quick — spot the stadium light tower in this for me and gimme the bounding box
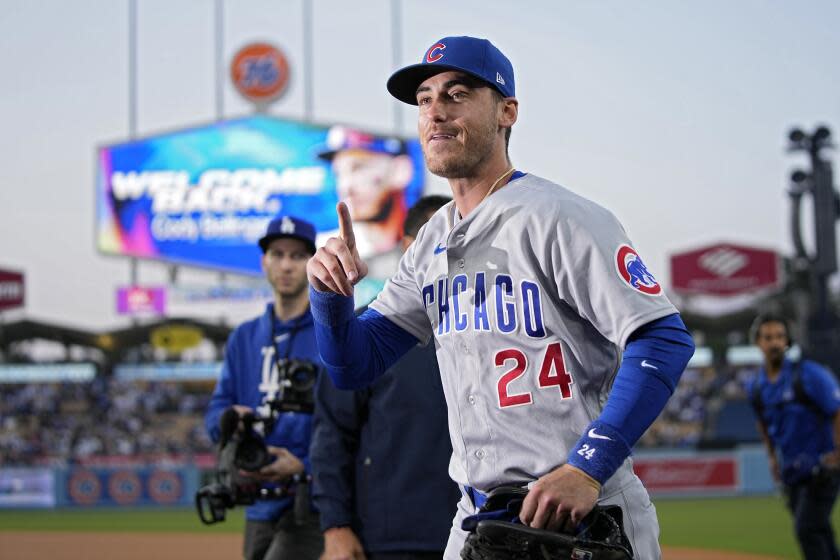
[787,125,840,371]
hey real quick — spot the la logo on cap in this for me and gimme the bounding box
[426,43,446,63]
[280,217,296,234]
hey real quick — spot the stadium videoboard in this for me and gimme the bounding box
[96,116,424,276]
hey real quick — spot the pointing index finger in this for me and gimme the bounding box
[337,202,356,251]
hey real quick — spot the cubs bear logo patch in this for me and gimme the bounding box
[615,244,662,296]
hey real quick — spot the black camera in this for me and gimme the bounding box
[196,407,277,524]
[195,358,319,526]
[272,358,318,414]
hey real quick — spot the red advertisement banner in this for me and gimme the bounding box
[634,456,738,493]
[670,243,779,296]
[0,269,24,311]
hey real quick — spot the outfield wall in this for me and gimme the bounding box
[634,445,775,498]
[0,446,775,509]
[0,466,199,509]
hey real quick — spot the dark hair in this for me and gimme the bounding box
[491,89,513,156]
[403,195,452,238]
[750,312,793,345]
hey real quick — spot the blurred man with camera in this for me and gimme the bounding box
[749,312,840,559]
[205,215,324,560]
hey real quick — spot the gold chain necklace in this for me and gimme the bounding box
[479,167,516,205]
[449,167,516,229]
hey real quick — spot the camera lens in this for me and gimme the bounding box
[288,362,317,392]
[235,438,270,472]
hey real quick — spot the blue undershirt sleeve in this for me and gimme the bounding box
[567,313,695,483]
[309,287,420,389]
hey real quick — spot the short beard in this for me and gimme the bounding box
[766,349,785,369]
[274,277,309,300]
[425,119,499,179]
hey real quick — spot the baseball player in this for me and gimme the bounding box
[206,215,324,560]
[307,36,695,559]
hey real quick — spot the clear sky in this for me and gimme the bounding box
[1,0,839,330]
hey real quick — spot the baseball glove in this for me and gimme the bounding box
[460,486,633,560]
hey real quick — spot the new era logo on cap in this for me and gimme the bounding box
[496,72,505,85]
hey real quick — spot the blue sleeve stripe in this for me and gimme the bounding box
[568,313,695,483]
[602,313,694,442]
[309,287,356,327]
[567,421,631,485]
[622,313,695,392]
[310,287,419,389]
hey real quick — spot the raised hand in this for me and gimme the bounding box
[307,202,369,296]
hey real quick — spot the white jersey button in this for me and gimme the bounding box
[475,449,486,459]
[468,394,476,404]
[457,259,465,268]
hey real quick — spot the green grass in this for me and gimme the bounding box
[656,495,840,558]
[1,496,838,558]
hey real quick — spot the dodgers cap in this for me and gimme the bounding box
[387,36,515,105]
[258,215,317,255]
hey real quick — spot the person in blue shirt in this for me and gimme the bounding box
[311,195,460,560]
[205,215,324,560]
[749,312,840,560]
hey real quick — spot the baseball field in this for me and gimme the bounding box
[0,495,835,559]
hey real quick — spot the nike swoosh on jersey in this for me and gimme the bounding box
[641,360,658,370]
[587,428,612,441]
[434,243,447,255]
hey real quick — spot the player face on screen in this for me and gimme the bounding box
[416,71,510,178]
[261,238,311,299]
[331,148,413,222]
[756,321,789,367]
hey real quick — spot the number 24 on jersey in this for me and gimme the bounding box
[495,342,573,408]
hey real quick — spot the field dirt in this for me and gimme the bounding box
[0,531,786,560]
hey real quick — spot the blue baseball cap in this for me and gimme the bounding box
[317,125,407,161]
[258,215,317,255]
[387,36,515,105]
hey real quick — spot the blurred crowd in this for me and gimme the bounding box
[0,363,766,466]
[637,364,759,448]
[0,379,215,466]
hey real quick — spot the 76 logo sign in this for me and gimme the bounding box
[495,342,573,408]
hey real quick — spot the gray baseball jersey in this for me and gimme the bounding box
[369,172,677,498]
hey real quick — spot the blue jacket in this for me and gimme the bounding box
[750,358,840,485]
[311,337,460,553]
[205,303,321,521]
